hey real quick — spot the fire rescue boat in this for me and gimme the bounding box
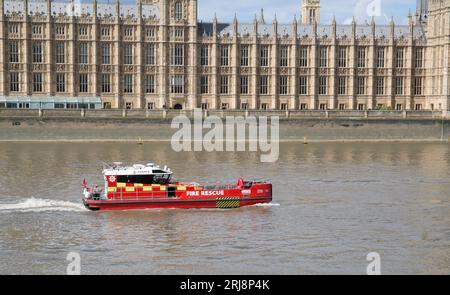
[82,162,272,211]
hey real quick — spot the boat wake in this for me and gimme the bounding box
[0,197,87,213]
[252,202,281,207]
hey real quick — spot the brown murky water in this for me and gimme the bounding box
[0,142,449,274]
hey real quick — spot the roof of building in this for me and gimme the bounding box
[197,22,425,40]
[4,1,425,40]
[4,1,160,18]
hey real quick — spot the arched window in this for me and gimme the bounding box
[174,1,183,21]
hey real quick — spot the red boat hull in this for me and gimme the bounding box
[83,197,272,211]
[82,182,273,211]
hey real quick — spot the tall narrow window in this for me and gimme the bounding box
[299,76,308,95]
[9,24,19,34]
[102,74,111,93]
[415,48,423,68]
[79,26,88,36]
[309,9,316,24]
[171,75,184,94]
[146,27,156,38]
[319,76,328,95]
[357,77,366,95]
[56,43,65,64]
[338,47,347,68]
[144,75,155,94]
[173,28,184,38]
[200,76,209,94]
[376,77,385,95]
[357,47,366,68]
[79,74,89,93]
[240,76,249,94]
[396,48,404,68]
[56,74,66,92]
[319,47,328,68]
[33,73,43,92]
[79,43,88,64]
[32,42,43,63]
[124,27,133,37]
[102,44,111,65]
[299,46,308,67]
[376,47,385,68]
[56,25,65,35]
[9,42,19,63]
[240,46,249,67]
[101,27,110,36]
[396,77,404,95]
[260,46,269,67]
[279,76,288,95]
[220,46,229,66]
[33,26,42,35]
[220,76,229,94]
[171,45,184,66]
[260,76,269,95]
[174,1,183,21]
[145,45,155,65]
[414,77,423,95]
[279,46,289,67]
[124,74,133,93]
[10,73,20,92]
[124,44,133,65]
[200,46,209,66]
[338,77,346,95]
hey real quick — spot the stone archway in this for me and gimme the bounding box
[173,103,183,110]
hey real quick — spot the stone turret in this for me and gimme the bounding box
[301,0,320,25]
[416,0,429,23]
[426,0,450,110]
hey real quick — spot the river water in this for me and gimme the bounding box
[0,142,449,275]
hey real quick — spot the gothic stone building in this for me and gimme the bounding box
[0,0,449,111]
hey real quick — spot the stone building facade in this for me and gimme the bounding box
[0,0,449,111]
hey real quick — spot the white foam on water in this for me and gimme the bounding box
[252,202,281,207]
[0,197,87,213]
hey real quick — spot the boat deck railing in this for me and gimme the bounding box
[101,181,270,201]
[107,189,171,201]
[203,185,236,190]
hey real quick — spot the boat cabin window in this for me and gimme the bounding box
[117,174,171,185]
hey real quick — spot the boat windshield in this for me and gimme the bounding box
[117,174,171,185]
